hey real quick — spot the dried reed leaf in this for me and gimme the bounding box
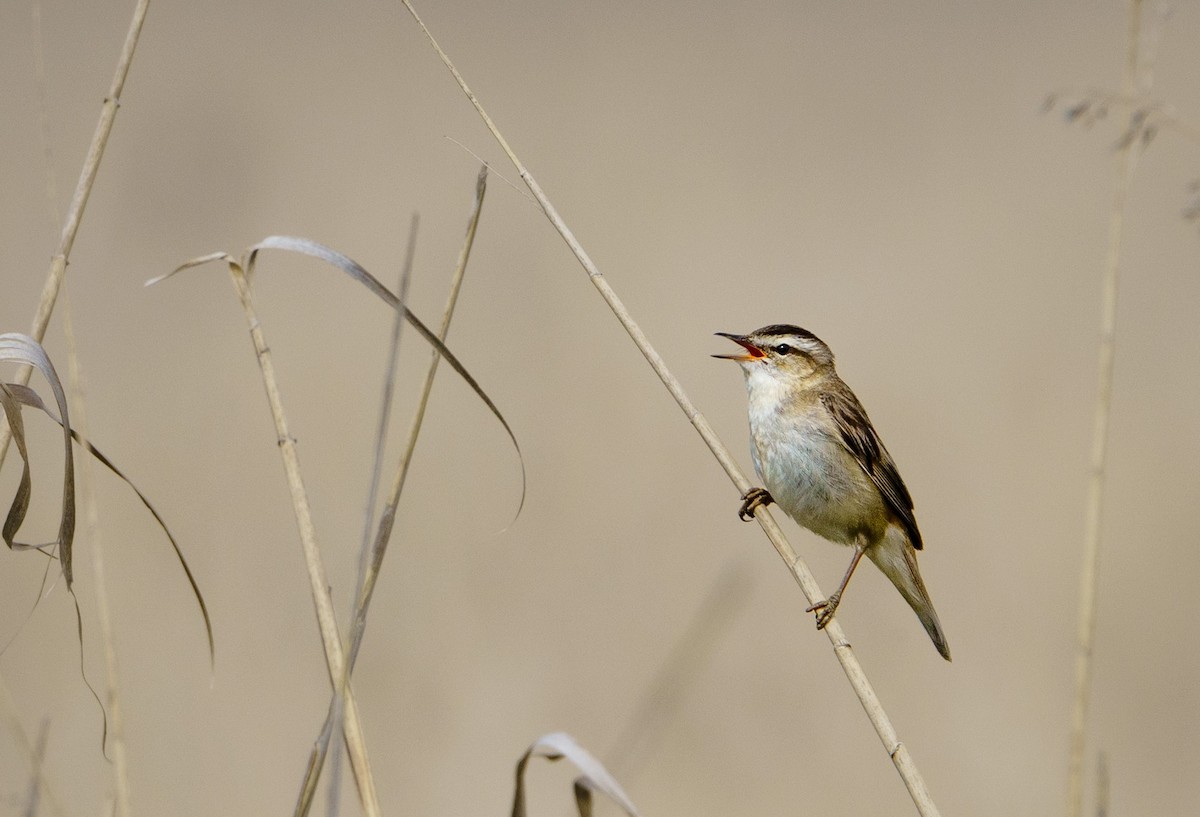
[0,335,108,749]
[152,237,526,515]
[0,334,75,582]
[4,383,214,663]
[512,732,641,817]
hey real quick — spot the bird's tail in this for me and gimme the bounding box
[867,529,951,661]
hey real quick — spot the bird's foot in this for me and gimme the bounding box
[806,592,841,630]
[738,487,774,521]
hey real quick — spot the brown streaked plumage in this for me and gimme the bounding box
[715,324,950,660]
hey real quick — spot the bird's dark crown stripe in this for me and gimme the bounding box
[755,324,825,345]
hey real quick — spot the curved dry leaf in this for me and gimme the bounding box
[0,334,75,583]
[154,236,526,517]
[144,251,238,287]
[245,238,522,497]
[512,732,641,817]
[5,383,214,665]
[0,386,36,548]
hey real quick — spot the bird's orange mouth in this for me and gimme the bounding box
[712,332,765,361]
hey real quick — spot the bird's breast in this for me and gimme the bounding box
[747,398,886,546]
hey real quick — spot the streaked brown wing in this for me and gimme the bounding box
[820,386,923,550]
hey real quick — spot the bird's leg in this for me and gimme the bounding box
[737,487,774,521]
[806,541,866,630]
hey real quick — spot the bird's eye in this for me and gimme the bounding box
[772,344,792,355]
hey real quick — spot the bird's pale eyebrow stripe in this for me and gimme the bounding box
[772,338,813,356]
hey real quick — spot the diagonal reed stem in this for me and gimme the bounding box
[224,264,382,817]
[1068,3,1143,816]
[0,0,150,473]
[399,2,941,813]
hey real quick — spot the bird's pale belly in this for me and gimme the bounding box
[750,420,888,547]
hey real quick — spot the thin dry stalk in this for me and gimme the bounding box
[348,166,488,671]
[0,0,150,471]
[322,214,418,817]
[223,266,382,817]
[381,168,486,540]
[62,290,131,817]
[28,16,130,805]
[1068,3,1143,816]
[301,170,488,816]
[399,3,942,813]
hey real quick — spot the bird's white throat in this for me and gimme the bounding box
[741,363,791,421]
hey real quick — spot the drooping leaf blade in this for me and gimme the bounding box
[151,238,525,519]
[512,732,641,817]
[0,334,75,583]
[5,383,214,664]
[244,236,526,516]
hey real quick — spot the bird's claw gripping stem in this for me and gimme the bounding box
[806,592,842,630]
[738,487,774,521]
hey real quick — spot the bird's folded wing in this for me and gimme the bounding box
[820,388,923,550]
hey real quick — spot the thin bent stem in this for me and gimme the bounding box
[224,266,382,817]
[0,0,150,472]
[399,3,941,813]
[1068,3,1143,816]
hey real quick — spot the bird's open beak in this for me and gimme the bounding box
[712,332,765,361]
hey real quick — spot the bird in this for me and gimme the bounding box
[714,324,950,660]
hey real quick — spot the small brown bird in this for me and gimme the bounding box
[715,324,950,660]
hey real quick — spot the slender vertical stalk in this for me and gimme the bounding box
[62,291,131,817]
[399,3,941,813]
[1068,4,1143,816]
[0,0,151,470]
[347,167,487,675]
[224,266,382,817]
[29,17,131,810]
[379,169,485,540]
[324,214,418,817]
[296,174,487,816]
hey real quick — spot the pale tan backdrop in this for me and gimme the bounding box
[1,1,1198,815]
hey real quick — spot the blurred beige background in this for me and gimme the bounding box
[2,1,1199,814]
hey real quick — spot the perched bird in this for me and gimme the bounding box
[715,324,950,660]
